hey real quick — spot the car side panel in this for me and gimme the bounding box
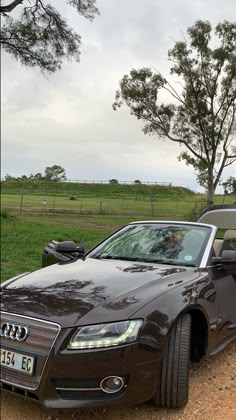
[131,272,219,355]
[209,264,236,345]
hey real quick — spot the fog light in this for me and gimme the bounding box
[100,376,125,394]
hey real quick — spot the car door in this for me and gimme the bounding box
[210,260,236,346]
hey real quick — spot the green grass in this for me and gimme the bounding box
[1,181,235,218]
[1,181,235,283]
[0,214,136,283]
[2,180,235,221]
[1,191,235,219]
[1,180,195,198]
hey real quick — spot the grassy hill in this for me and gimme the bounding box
[1,180,195,199]
[2,180,234,219]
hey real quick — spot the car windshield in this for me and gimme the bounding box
[89,223,212,267]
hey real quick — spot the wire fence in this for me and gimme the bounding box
[1,179,171,186]
[1,193,235,220]
[66,180,172,186]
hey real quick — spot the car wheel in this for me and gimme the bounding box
[152,313,191,408]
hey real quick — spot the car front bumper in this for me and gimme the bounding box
[1,325,161,409]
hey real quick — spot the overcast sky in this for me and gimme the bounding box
[1,0,236,192]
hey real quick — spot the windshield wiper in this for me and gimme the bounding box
[142,258,196,267]
[93,255,195,267]
[164,260,196,267]
[161,260,196,267]
[94,255,142,261]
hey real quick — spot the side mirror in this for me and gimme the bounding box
[56,241,85,255]
[211,250,236,268]
[221,250,236,261]
[79,240,86,255]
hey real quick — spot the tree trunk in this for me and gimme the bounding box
[207,168,215,205]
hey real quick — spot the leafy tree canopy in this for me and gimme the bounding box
[222,176,236,193]
[0,0,99,73]
[113,20,236,204]
[44,165,67,181]
[4,165,67,181]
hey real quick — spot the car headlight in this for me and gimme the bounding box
[68,320,143,350]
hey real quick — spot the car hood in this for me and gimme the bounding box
[1,257,200,327]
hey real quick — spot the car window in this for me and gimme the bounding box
[89,223,211,266]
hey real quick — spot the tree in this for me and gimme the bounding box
[222,176,236,194]
[33,172,44,180]
[4,173,16,181]
[0,0,99,73]
[44,165,67,181]
[113,20,236,204]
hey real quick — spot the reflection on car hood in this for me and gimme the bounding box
[1,257,200,327]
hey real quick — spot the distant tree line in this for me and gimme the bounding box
[4,165,67,182]
[3,174,142,185]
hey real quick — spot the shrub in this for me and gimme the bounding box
[186,201,208,222]
[0,208,12,219]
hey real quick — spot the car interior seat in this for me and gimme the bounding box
[220,230,236,254]
[213,239,223,256]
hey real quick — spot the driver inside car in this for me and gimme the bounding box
[152,230,184,259]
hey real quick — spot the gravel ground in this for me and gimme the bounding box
[1,341,236,420]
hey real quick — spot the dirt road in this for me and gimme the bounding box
[1,341,236,420]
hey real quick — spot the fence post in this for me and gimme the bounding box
[100,201,103,215]
[150,195,154,217]
[80,198,83,215]
[175,196,178,217]
[19,194,24,215]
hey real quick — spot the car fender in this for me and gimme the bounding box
[132,276,215,357]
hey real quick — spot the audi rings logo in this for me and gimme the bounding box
[0,322,29,341]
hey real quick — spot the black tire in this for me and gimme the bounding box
[152,313,191,408]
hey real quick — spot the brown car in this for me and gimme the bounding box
[1,205,236,409]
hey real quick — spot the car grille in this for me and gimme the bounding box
[56,388,123,400]
[54,379,127,401]
[0,382,39,401]
[0,312,60,390]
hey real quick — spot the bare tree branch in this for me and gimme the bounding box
[0,0,24,14]
[0,0,99,73]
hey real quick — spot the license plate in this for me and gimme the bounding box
[0,348,35,375]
